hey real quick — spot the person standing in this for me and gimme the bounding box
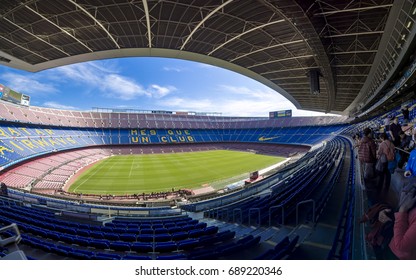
[398,130,412,168]
[389,117,402,147]
[358,128,378,205]
[377,133,395,195]
[402,106,410,124]
[384,115,391,131]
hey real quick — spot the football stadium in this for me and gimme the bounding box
[0,0,415,263]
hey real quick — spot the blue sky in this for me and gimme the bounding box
[0,57,332,117]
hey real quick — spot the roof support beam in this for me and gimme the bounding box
[181,0,234,50]
[337,74,367,77]
[3,17,70,56]
[248,54,314,69]
[24,5,93,52]
[278,82,309,85]
[337,87,360,91]
[315,4,393,16]
[262,66,317,75]
[142,0,152,48]
[271,75,306,80]
[230,39,303,62]
[208,19,285,56]
[337,82,364,85]
[0,0,38,19]
[68,0,120,49]
[324,31,384,38]
[262,0,336,112]
[330,50,377,55]
[334,64,372,67]
[0,35,49,61]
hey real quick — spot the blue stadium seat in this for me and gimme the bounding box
[138,234,153,242]
[89,240,110,250]
[154,241,177,253]
[95,252,121,260]
[119,233,137,242]
[123,254,152,260]
[154,233,171,242]
[171,231,188,241]
[104,232,119,241]
[130,242,153,253]
[157,254,187,260]
[110,241,131,252]
[177,239,199,250]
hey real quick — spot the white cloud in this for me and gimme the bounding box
[159,97,213,112]
[102,74,147,100]
[157,84,337,117]
[158,96,281,116]
[43,101,77,110]
[218,85,288,100]
[197,63,218,69]
[163,66,184,72]
[54,62,175,100]
[147,85,176,99]
[54,63,99,84]
[0,72,57,96]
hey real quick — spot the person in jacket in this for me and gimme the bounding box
[405,149,416,178]
[377,133,395,194]
[358,128,377,167]
[397,130,412,168]
[402,105,410,124]
[389,117,402,147]
[358,128,378,205]
[378,183,416,259]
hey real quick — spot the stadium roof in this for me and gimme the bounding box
[0,0,415,116]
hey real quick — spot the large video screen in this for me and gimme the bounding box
[269,110,292,119]
[0,84,30,106]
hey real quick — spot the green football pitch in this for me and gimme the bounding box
[68,150,285,195]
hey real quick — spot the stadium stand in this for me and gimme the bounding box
[0,102,415,260]
[0,24,413,261]
[0,102,355,259]
[0,0,415,263]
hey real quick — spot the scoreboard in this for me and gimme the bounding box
[269,110,292,119]
[0,84,30,106]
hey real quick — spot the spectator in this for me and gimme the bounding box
[398,130,412,168]
[376,133,395,195]
[358,128,378,204]
[389,117,402,147]
[358,128,377,173]
[402,106,410,124]
[399,130,412,150]
[0,182,7,196]
[408,127,416,151]
[353,133,361,147]
[383,115,391,128]
[378,183,416,259]
[404,149,416,178]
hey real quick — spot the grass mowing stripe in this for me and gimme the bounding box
[68,150,285,195]
[72,156,114,192]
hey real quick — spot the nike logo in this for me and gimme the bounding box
[258,136,280,141]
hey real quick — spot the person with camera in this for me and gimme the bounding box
[378,181,416,259]
[377,145,416,259]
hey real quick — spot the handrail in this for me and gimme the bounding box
[219,208,229,221]
[296,199,315,225]
[395,147,410,154]
[0,223,22,247]
[233,208,242,223]
[248,208,260,226]
[269,205,284,226]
